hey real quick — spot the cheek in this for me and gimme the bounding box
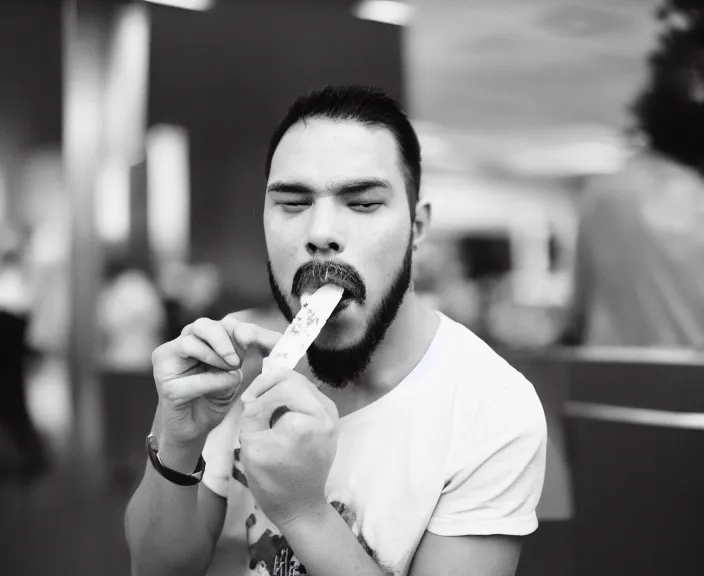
[364,224,410,289]
[264,222,298,276]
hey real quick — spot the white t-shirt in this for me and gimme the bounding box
[202,312,547,576]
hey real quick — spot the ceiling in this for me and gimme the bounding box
[405,0,662,175]
[0,0,665,179]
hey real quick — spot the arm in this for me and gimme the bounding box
[410,533,521,576]
[279,503,388,576]
[124,405,227,576]
[236,368,389,576]
[125,312,282,576]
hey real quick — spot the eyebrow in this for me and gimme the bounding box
[266,177,392,196]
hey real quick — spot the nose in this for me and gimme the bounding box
[305,199,345,256]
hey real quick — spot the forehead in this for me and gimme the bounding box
[269,118,404,185]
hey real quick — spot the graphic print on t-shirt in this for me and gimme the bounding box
[232,447,393,576]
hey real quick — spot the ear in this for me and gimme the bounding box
[412,198,432,249]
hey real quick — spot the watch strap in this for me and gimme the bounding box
[146,434,206,486]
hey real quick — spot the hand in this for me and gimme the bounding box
[238,367,339,528]
[152,315,282,449]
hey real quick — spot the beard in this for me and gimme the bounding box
[267,236,413,388]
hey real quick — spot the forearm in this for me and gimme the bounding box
[124,443,215,576]
[279,503,387,576]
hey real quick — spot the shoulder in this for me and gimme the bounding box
[434,313,529,395]
[434,314,546,443]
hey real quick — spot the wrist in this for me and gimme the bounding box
[156,434,206,475]
[277,497,331,534]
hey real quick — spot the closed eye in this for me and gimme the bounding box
[279,202,310,213]
[349,202,382,213]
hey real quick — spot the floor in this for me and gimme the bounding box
[0,462,133,575]
[0,357,135,576]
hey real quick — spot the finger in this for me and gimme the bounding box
[241,367,320,403]
[240,412,312,448]
[220,315,282,357]
[243,378,327,427]
[175,334,234,372]
[242,368,338,423]
[269,405,291,428]
[239,366,283,402]
[163,369,242,403]
[182,318,241,367]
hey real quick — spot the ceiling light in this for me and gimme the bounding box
[143,0,214,11]
[352,1,413,26]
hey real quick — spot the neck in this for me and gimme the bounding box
[345,291,439,392]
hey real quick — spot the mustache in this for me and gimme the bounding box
[292,260,366,303]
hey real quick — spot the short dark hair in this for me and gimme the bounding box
[265,85,422,219]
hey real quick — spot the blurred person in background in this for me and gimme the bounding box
[97,257,166,372]
[0,222,49,478]
[561,1,704,348]
[159,260,224,343]
[125,85,546,576]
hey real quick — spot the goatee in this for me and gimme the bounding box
[267,237,413,388]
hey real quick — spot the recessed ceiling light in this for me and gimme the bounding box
[352,1,413,26]
[143,0,214,11]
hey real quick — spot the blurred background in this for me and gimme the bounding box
[1,0,704,574]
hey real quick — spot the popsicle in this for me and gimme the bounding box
[262,283,344,372]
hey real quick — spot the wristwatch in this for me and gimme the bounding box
[146,434,206,486]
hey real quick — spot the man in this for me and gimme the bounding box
[125,85,546,576]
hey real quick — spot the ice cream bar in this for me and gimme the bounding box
[263,284,345,372]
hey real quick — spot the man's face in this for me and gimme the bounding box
[264,118,414,387]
